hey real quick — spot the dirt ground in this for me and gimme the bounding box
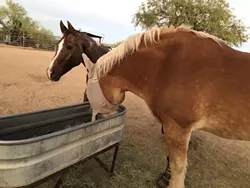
[0,45,250,188]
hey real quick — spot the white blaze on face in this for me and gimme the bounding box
[47,38,65,76]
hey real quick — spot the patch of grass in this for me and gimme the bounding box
[97,139,166,188]
[38,135,168,188]
[37,129,250,188]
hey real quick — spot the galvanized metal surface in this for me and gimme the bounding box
[0,102,126,188]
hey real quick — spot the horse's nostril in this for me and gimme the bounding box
[50,70,60,81]
[50,70,55,76]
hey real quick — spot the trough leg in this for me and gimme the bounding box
[53,169,69,188]
[94,143,120,177]
[110,143,120,176]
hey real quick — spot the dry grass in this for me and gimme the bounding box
[0,46,250,188]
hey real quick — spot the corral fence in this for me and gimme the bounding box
[0,32,113,51]
[0,32,60,51]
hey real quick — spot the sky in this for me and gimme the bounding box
[0,0,250,51]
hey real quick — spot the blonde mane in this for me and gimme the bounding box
[95,25,224,79]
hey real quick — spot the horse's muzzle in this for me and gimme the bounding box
[46,68,60,82]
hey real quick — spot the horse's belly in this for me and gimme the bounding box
[192,117,250,141]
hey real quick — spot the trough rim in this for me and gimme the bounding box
[0,102,126,145]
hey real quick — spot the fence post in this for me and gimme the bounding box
[22,31,25,47]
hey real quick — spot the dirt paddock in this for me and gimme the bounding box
[0,45,250,188]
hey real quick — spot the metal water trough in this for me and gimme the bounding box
[0,102,126,188]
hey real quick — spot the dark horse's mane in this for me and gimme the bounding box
[75,29,111,49]
[83,31,112,50]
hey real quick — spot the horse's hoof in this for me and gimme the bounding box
[156,172,170,188]
[156,158,171,188]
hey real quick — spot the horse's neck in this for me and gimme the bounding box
[83,43,109,63]
[99,66,150,105]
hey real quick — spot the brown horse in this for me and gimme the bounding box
[80,25,250,188]
[46,21,111,101]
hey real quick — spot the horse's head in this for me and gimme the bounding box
[46,21,92,81]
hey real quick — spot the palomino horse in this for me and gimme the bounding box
[81,25,249,188]
[46,20,111,101]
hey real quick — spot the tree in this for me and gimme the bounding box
[112,40,123,48]
[0,0,56,49]
[34,27,57,50]
[132,0,249,47]
[0,0,28,42]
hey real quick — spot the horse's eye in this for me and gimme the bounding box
[67,45,73,50]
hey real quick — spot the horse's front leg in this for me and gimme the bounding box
[83,88,89,102]
[163,119,192,188]
[83,74,89,102]
[82,73,89,102]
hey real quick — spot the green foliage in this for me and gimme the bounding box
[102,42,113,48]
[132,0,249,47]
[112,40,123,48]
[0,0,56,50]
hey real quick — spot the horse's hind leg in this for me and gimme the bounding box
[163,119,192,188]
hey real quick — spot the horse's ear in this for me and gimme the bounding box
[60,20,68,34]
[67,21,78,36]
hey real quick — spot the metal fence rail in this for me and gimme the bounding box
[0,33,60,51]
[0,32,114,51]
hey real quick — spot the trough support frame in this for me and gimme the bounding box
[18,142,120,188]
[94,142,119,177]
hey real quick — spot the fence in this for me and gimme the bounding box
[0,32,60,51]
[0,32,114,51]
